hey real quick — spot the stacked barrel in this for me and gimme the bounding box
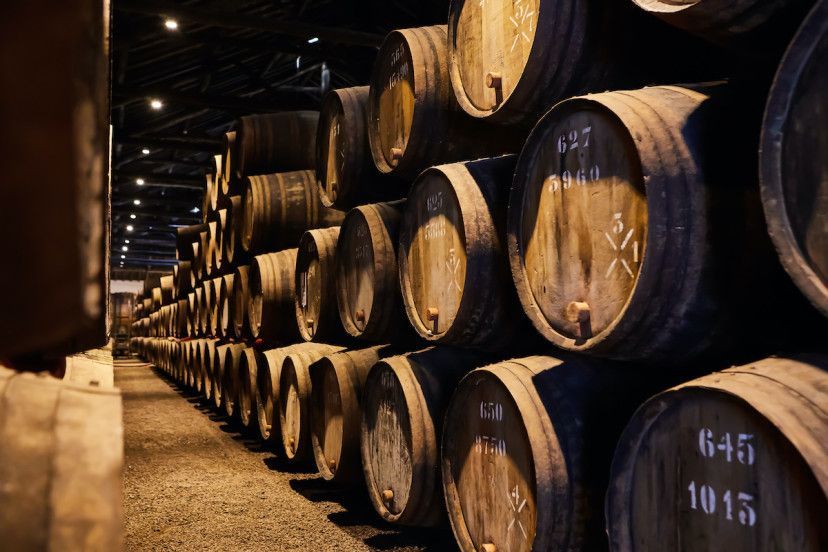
[133,1,828,550]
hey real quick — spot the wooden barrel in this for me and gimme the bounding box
[176,260,192,297]
[360,347,488,526]
[248,249,300,344]
[760,2,828,319]
[367,25,519,179]
[442,355,668,552]
[210,154,222,212]
[238,348,265,431]
[218,273,235,338]
[221,195,248,267]
[607,354,828,551]
[193,339,206,394]
[447,0,723,125]
[176,299,188,338]
[235,111,320,178]
[295,227,342,342]
[630,0,813,53]
[204,220,219,278]
[208,277,223,337]
[151,286,163,311]
[399,156,525,349]
[202,174,213,222]
[191,288,202,337]
[310,345,394,484]
[220,343,247,418]
[317,86,397,208]
[142,297,152,313]
[232,265,251,339]
[254,343,327,445]
[202,338,219,401]
[336,201,410,343]
[508,84,791,361]
[221,130,239,196]
[0,366,123,551]
[176,223,208,261]
[277,343,346,463]
[209,208,227,275]
[242,170,345,254]
[195,229,209,281]
[199,281,212,337]
[212,343,232,410]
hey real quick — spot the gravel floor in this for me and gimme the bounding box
[117,359,456,552]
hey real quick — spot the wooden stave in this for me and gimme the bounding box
[235,111,320,178]
[221,130,239,196]
[606,354,828,551]
[295,227,343,342]
[310,345,393,484]
[242,170,345,255]
[176,261,192,298]
[399,156,525,349]
[232,265,251,339]
[218,273,235,339]
[367,25,520,180]
[0,366,123,551]
[212,343,232,410]
[335,201,411,343]
[221,195,249,267]
[508,84,788,361]
[199,280,212,337]
[221,343,248,419]
[277,344,346,463]
[238,348,264,431]
[248,249,301,344]
[316,86,396,208]
[209,208,227,276]
[176,223,208,262]
[759,1,828,319]
[208,277,223,337]
[359,347,488,526]
[202,338,219,401]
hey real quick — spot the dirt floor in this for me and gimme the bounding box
[116,359,457,552]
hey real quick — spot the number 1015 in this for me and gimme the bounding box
[687,481,757,527]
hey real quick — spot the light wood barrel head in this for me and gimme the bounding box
[371,31,416,173]
[401,170,467,337]
[513,101,647,344]
[297,239,322,340]
[321,110,345,204]
[337,211,375,334]
[443,370,538,552]
[450,0,539,115]
[311,362,345,477]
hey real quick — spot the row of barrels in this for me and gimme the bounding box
[135,337,828,551]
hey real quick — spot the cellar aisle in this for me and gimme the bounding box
[116,359,453,552]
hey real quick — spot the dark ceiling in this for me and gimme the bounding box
[110,0,447,271]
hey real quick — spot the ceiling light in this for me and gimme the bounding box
[133,199,141,205]
[149,98,163,110]
[191,207,200,214]
[120,255,126,259]
[141,148,150,155]
[164,19,179,30]
[307,37,319,44]
[136,178,145,185]
[126,225,134,232]
[121,246,128,252]
[124,240,130,244]
[130,214,136,220]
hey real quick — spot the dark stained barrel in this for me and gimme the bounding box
[508,84,792,361]
[442,355,667,552]
[199,281,211,337]
[277,343,346,464]
[760,1,828,319]
[176,260,192,297]
[367,25,520,180]
[447,0,719,125]
[630,0,814,53]
[295,227,342,342]
[310,345,394,484]
[192,288,203,337]
[242,170,345,254]
[217,273,234,339]
[317,86,398,208]
[399,156,526,349]
[160,275,174,306]
[202,338,219,402]
[221,195,248,267]
[607,354,828,551]
[220,343,247,418]
[234,111,319,178]
[360,347,489,526]
[209,277,223,337]
[248,250,300,344]
[176,223,208,261]
[232,264,251,339]
[254,343,322,445]
[336,201,411,343]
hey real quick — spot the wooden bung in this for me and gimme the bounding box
[360,347,489,526]
[295,227,342,342]
[399,156,527,350]
[607,354,828,551]
[508,84,798,361]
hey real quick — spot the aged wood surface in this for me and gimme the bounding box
[295,227,342,342]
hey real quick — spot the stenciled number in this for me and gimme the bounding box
[687,481,757,527]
